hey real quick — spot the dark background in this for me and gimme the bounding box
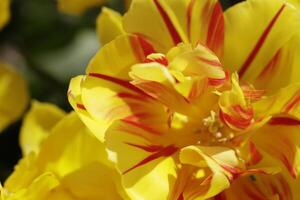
[0,0,243,182]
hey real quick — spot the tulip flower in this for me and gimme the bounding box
[0,63,29,132]
[19,101,66,155]
[69,0,300,199]
[0,1,29,133]
[0,0,10,30]
[57,0,107,15]
[1,111,128,200]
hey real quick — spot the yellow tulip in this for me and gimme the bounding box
[57,0,106,15]
[0,62,29,132]
[69,0,300,199]
[57,0,132,16]
[0,1,29,133]
[20,101,66,155]
[0,0,10,30]
[1,112,128,199]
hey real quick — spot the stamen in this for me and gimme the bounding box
[203,111,223,134]
[201,110,238,145]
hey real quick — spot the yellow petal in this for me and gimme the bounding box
[80,73,164,138]
[123,0,188,52]
[3,112,127,200]
[105,120,177,200]
[0,0,9,30]
[69,35,161,140]
[219,73,255,130]
[253,83,300,119]
[250,121,300,178]
[68,75,106,141]
[125,157,177,200]
[130,62,192,114]
[248,84,300,178]
[36,112,110,177]
[129,43,226,115]
[86,34,154,79]
[179,145,238,198]
[0,62,29,132]
[4,173,59,200]
[187,0,224,56]
[180,145,240,168]
[57,0,106,15]
[168,44,225,81]
[45,163,126,200]
[97,7,125,45]
[215,173,293,200]
[124,0,224,55]
[224,0,300,93]
[253,31,300,94]
[219,74,246,108]
[20,101,66,155]
[287,0,300,8]
[4,153,39,192]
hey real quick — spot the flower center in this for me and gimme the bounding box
[195,110,234,146]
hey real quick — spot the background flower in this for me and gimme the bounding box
[0,0,10,30]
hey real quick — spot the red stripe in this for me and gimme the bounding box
[242,87,265,101]
[125,142,164,152]
[186,0,196,40]
[278,176,293,198]
[284,91,300,112]
[220,110,252,129]
[136,34,156,56]
[269,116,300,126]
[117,92,148,101]
[214,193,227,200]
[243,186,265,200]
[208,76,226,86]
[258,49,282,79]
[206,2,224,54]
[281,156,297,179]
[88,73,148,96]
[123,113,152,122]
[248,141,262,166]
[153,0,182,45]
[122,118,162,135]
[177,193,184,200]
[221,164,240,175]
[130,36,145,61]
[196,56,222,67]
[144,55,169,66]
[123,145,177,174]
[232,105,253,119]
[208,78,226,86]
[76,103,86,110]
[239,4,286,78]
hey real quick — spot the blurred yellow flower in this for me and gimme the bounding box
[0,1,29,133]
[57,0,106,15]
[69,0,300,199]
[0,0,10,30]
[0,62,29,132]
[1,112,128,200]
[57,0,132,16]
[20,101,66,155]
